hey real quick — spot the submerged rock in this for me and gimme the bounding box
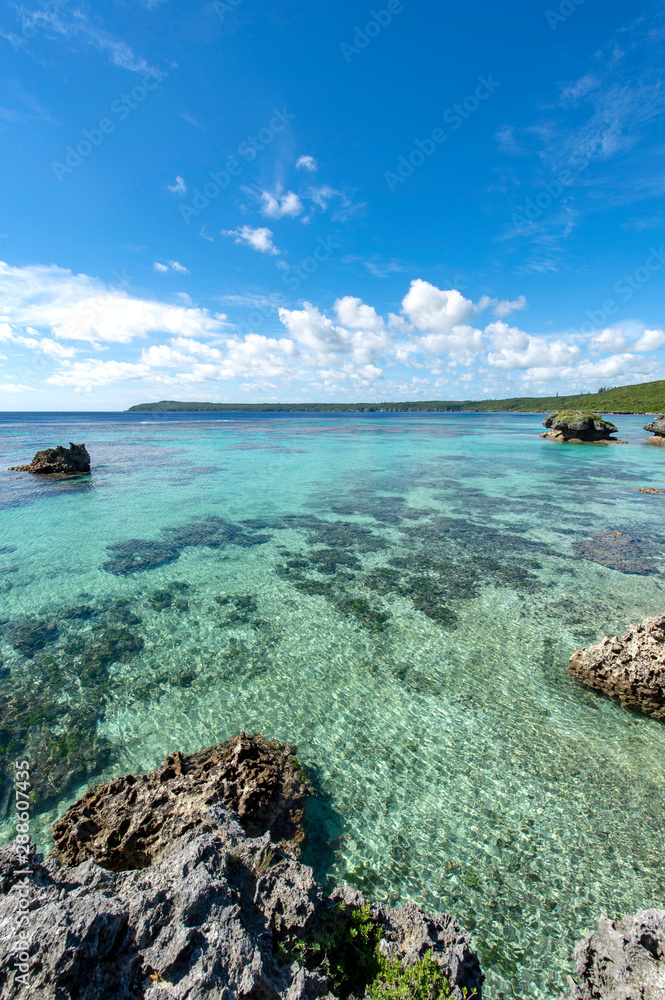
[562,909,665,1000]
[644,417,665,445]
[51,732,315,870]
[541,412,620,443]
[9,442,90,476]
[0,736,484,1000]
[569,614,665,720]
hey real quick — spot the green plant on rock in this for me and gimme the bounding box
[368,950,474,1000]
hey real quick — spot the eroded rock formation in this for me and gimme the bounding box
[569,615,665,720]
[562,910,665,1000]
[541,412,620,443]
[51,733,314,870]
[644,417,665,445]
[0,735,484,1000]
[9,442,90,476]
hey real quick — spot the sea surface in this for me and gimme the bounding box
[1,410,663,999]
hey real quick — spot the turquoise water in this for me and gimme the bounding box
[1,411,664,999]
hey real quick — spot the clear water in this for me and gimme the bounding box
[1,410,663,1000]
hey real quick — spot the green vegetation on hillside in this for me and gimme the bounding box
[127,379,665,414]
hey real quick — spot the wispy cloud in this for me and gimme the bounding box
[3,1,157,75]
[167,175,187,195]
[296,154,317,172]
[154,260,189,273]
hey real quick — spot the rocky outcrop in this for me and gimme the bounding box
[0,737,484,1000]
[9,442,90,476]
[644,417,665,445]
[562,910,665,1000]
[569,615,665,720]
[541,412,620,443]
[51,733,315,869]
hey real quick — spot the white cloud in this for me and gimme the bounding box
[167,175,187,196]
[0,383,38,392]
[632,328,665,352]
[401,280,475,333]
[278,303,350,355]
[0,260,227,346]
[296,155,318,172]
[493,295,527,318]
[486,321,581,370]
[222,226,280,255]
[9,3,157,75]
[334,296,384,331]
[588,326,627,355]
[154,260,188,274]
[260,190,303,219]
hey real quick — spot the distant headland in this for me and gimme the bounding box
[127,378,665,414]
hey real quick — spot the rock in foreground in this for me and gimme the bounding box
[9,442,90,476]
[644,417,665,445]
[569,615,665,720]
[0,735,484,1000]
[562,910,665,1000]
[541,412,619,443]
[52,732,314,869]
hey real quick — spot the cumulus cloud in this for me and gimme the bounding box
[278,303,349,355]
[296,155,318,172]
[486,321,581,370]
[0,260,227,346]
[334,296,384,331]
[259,190,303,219]
[402,280,475,333]
[222,226,280,255]
[633,328,665,352]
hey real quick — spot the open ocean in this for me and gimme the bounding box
[1,410,663,999]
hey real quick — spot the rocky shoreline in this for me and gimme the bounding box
[1,732,663,999]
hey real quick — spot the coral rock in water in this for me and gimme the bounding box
[644,418,665,445]
[9,442,90,476]
[541,412,619,443]
[569,615,665,720]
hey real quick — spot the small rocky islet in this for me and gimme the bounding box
[8,442,91,476]
[2,732,662,1000]
[540,412,621,443]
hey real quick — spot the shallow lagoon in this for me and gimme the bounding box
[1,410,663,999]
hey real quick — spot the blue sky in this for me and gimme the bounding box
[1,0,665,409]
